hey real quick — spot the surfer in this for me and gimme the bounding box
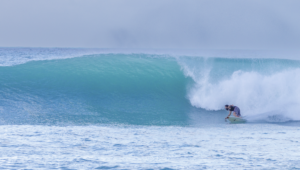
[225,105,241,119]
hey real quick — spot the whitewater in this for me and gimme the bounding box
[0,47,300,169]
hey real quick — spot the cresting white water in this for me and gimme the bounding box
[177,56,300,122]
[186,69,300,121]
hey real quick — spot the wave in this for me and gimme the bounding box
[1,48,300,125]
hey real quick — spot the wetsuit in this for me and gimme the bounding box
[230,106,241,117]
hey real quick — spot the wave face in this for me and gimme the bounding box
[1,48,300,125]
[0,53,191,125]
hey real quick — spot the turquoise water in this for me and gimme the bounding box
[0,54,191,125]
[1,48,300,169]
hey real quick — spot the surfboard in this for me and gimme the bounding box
[227,117,246,123]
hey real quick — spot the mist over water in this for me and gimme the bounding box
[1,0,300,49]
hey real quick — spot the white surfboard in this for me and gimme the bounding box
[227,116,246,123]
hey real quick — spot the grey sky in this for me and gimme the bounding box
[0,0,300,49]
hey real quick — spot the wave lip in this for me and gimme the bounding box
[0,47,111,66]
[2,48,300,67]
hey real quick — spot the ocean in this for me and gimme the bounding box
[0,47,300,169]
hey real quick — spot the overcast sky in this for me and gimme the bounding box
[0,0,300,49]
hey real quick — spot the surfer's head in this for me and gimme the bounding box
[225,105,229,110]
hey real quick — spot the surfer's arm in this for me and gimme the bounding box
[226,111,232,119]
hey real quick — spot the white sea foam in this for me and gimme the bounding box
[183,65,300,121]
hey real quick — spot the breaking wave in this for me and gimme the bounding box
[1,48,300,125]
